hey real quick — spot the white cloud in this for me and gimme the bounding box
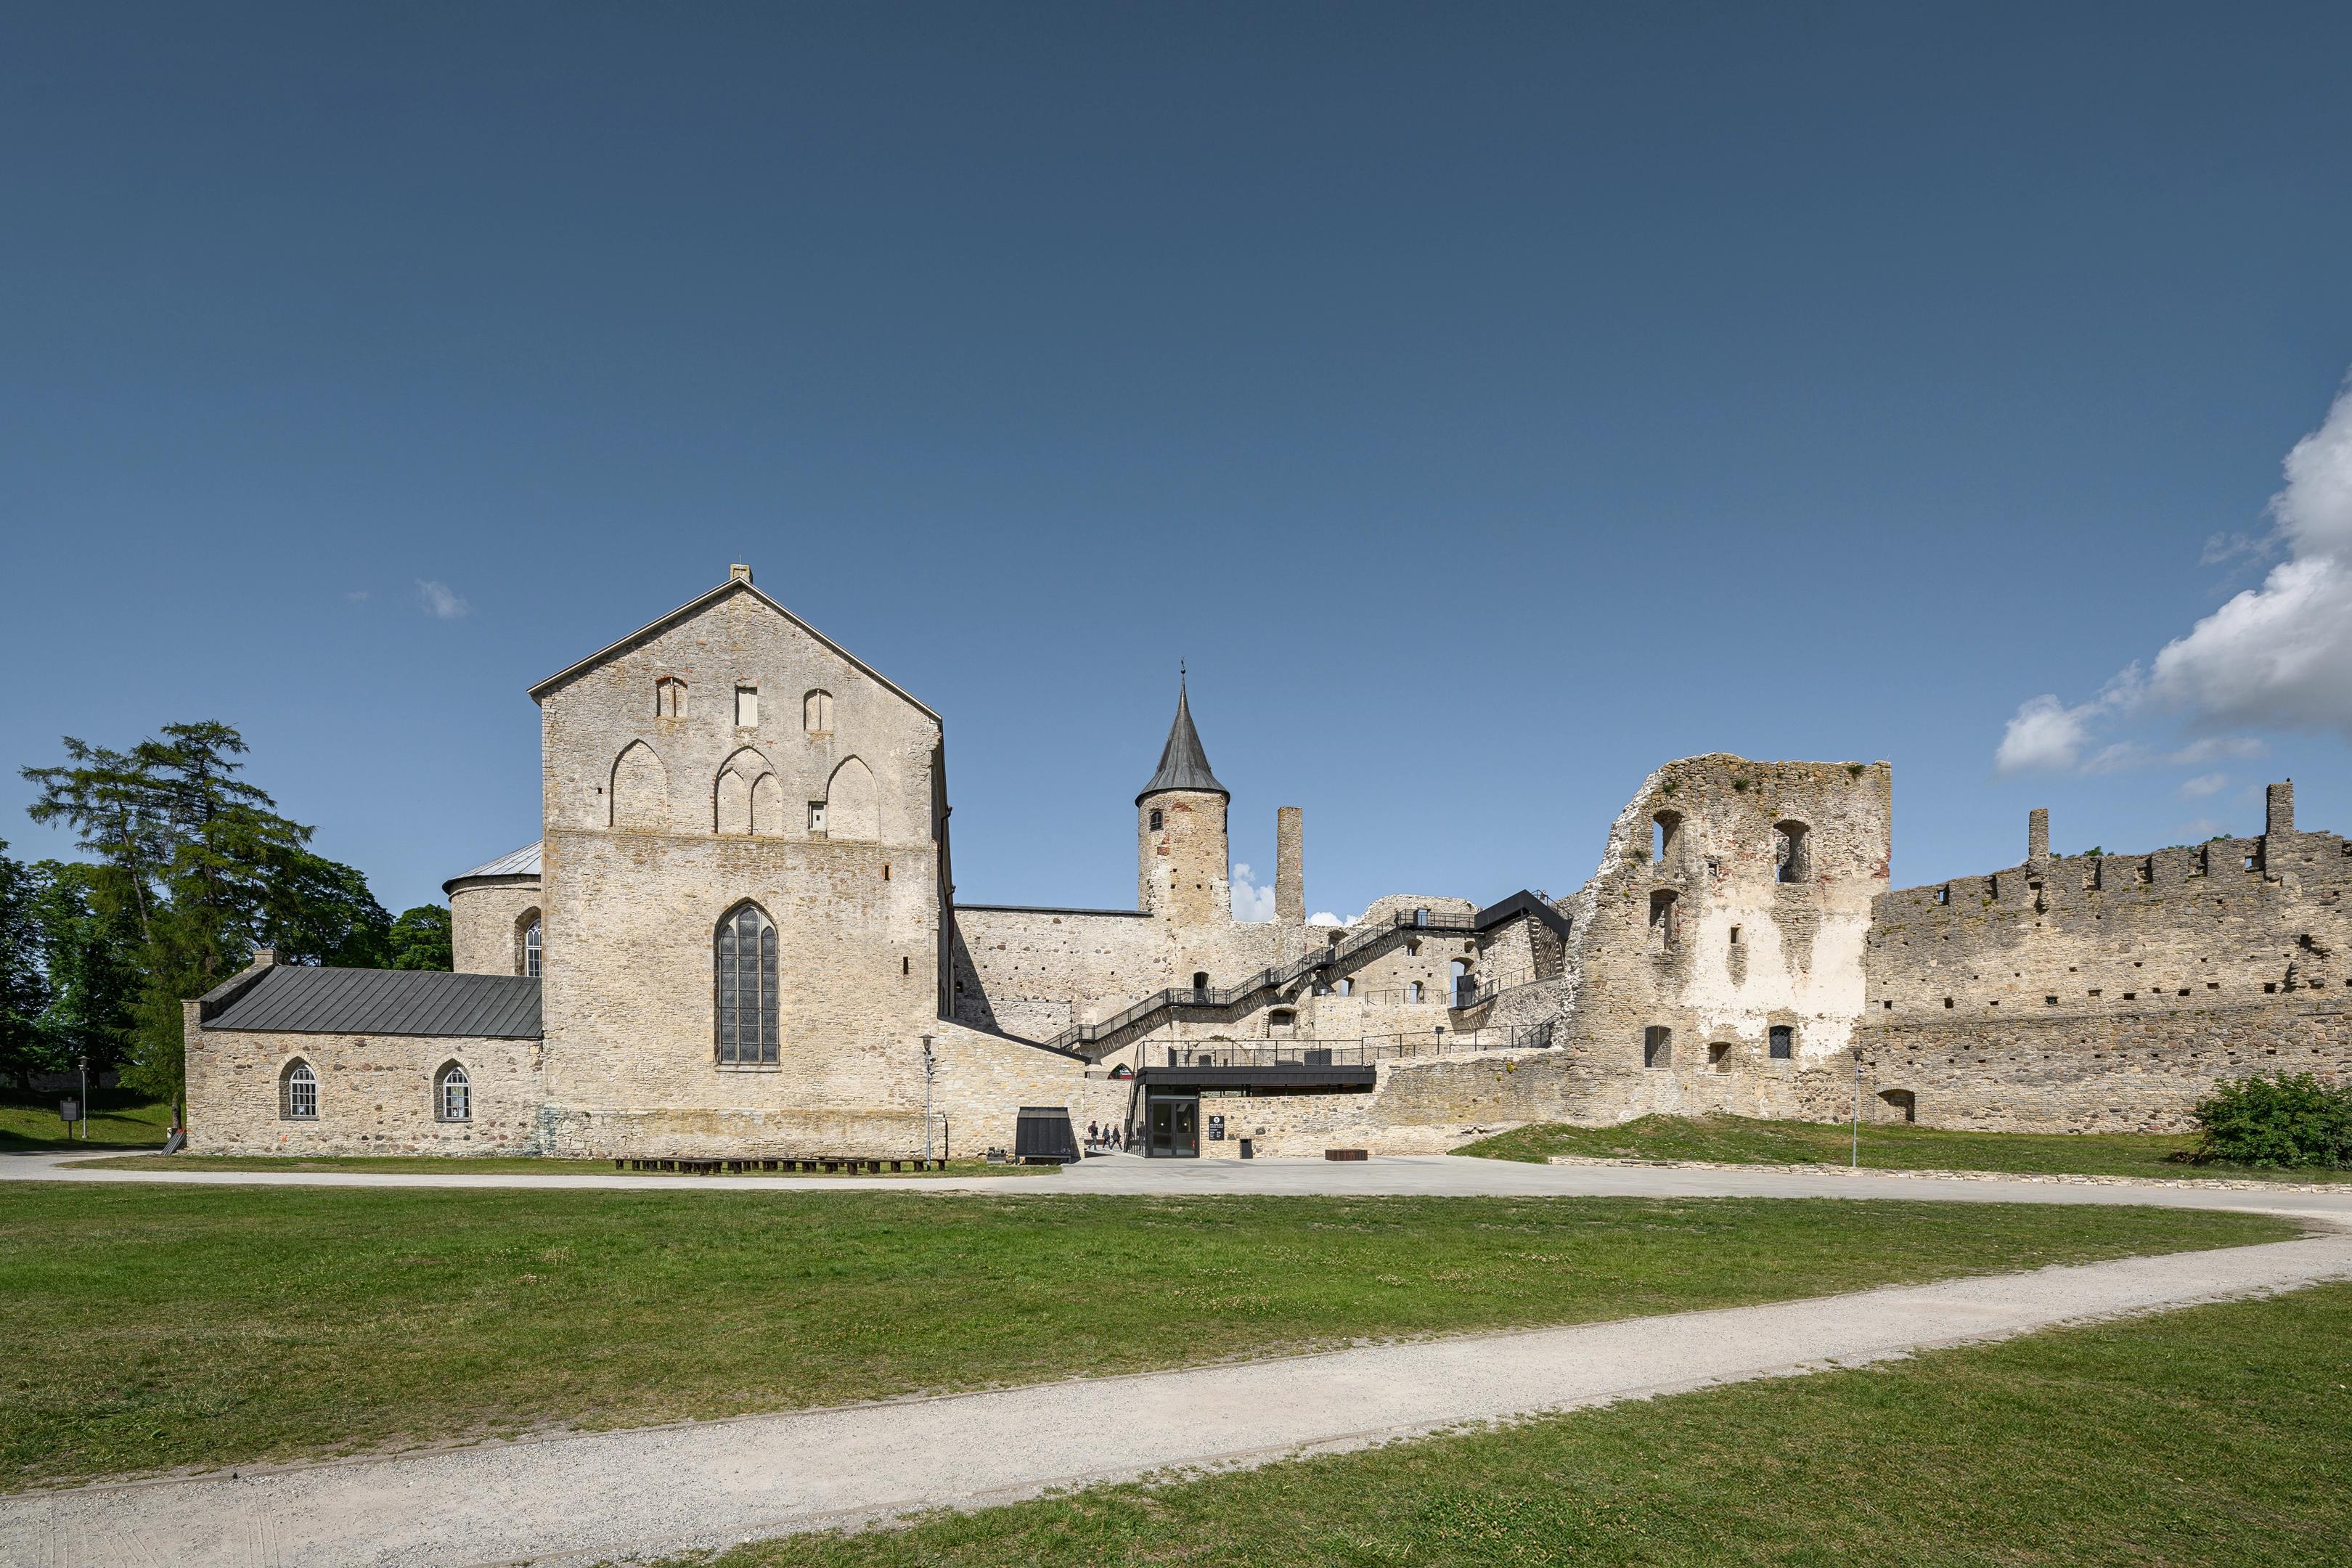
[1995,373,2352,770]
[1230,862,1277,923]
[417,579,470,620]
[2142,378,2352,735]
[1307,910,1348,926]
[2165,735,2265,765]
[1994,695,2102,775]
[2178,772,2230,799]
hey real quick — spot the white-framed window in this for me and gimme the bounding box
[735,684,760,727]
[519,912,542,978]
[715,902,780,1066]
[807,799,827,834]
[282,1059,318,1119]
[436,1063,471,1122]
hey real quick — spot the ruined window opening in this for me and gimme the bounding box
[2243,854,2259,873]
[1413,907,1430,928]
[1652,812,1681,864]
[1191,971,1209,995]
[435,1062,470,1122]
[1768,1024,1793,1060]
[1407,981,1424,1003]
[656,677,687,719]
[1935,884,1950,905]
[2046,995,2059,1006]
[1774,822,1810,884]
[714,902,780,1066]
[803,689,833,734]
[1643,1026,1671,1070]
[1648,889,1680,949]
[1334,977,1353,996]
[1267,1008,1295,1037]
[1707,1042,1732,1073]
[1729,924,1742,947]
[734,684,759,727]
[281,1060,318,1120]
[1148,808,1163,831]
[1450,958,1474,1006]
[1943,997,1954,1008]
[1879,1089,1917,1124]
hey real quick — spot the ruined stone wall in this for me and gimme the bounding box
[1179,1045,1583,1156]
[1850,782,2352,1131]
[449,875,540,976]
[1866,790,2351,1024]
[1552,755,1891,1125]
[186,1025,546,1155]
[1840,997,2352,1132]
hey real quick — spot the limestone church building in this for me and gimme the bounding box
[187,565,1148,1158]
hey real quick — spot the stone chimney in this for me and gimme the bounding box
[2027,808,2049,871]
[2266,780,2295,838]
[249,946,282,969]
[1275,807,1304,924]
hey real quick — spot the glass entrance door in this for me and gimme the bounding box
[1147,1095,1199,1158]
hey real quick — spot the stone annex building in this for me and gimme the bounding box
[184,567,2352,1159]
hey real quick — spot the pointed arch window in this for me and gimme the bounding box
[436,1062,471,1122]
[715,902,780,1066]
[282,1060,318,1119]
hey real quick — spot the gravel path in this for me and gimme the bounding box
[10,1151,2352,1566]
[4,1227,2345,1568]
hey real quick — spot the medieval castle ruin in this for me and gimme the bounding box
[183,567,2352,1158]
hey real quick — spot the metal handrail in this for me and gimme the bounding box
[1043,910,1487,1053]
[1156,1018,1556,1070]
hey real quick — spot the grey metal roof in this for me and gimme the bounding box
[204,967,544,1038]
[1137,679,1228,804]
[444,842,542,892]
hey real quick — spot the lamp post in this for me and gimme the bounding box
[1850,1046,1863,1169]
[77,1055,88,1141]
[920,1035,936,1164]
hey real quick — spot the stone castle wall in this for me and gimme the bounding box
[1848,780,2352,1132]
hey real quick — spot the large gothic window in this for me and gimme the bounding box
[715,902,779,1065]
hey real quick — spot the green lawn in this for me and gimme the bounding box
[1456,1112,2352,1182]
[693,1280,2352,1567]
[0,1089,170,1152]
[0,1186,2290,1490]
[70,1153,1055,1177]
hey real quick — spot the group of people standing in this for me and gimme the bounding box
[1084,1119,1126,1154]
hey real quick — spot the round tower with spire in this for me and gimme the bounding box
[1137,671,1230,929]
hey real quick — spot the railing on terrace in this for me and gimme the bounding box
[1153,1018,1555,1071]
[1043,909,1489,1053]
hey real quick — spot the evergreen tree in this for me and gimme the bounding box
[388,905,454,971]
[24,722,387,1122]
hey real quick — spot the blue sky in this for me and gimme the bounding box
[5,3,2351,920]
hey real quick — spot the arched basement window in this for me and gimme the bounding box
[715,902,780,1066]
[282,1060,318,1120]
[436,1063,471,1122]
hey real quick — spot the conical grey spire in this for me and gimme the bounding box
[1137,675,1228,804]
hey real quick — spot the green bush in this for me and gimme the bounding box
[2190,1073,2352,1169]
